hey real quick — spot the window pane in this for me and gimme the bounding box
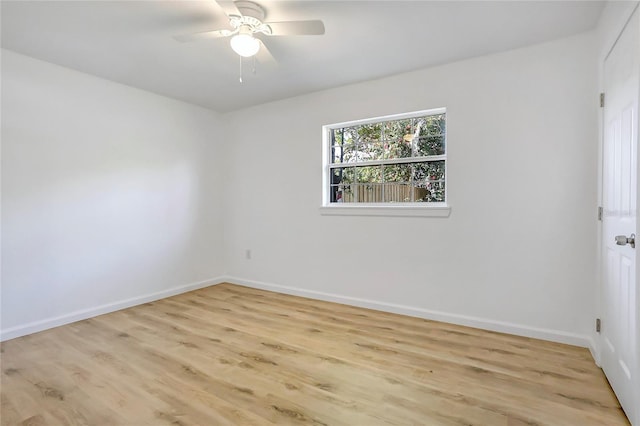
[383,163,412,183]
[384,183,412,202]
[413,161,445,202]
[383,119,412,140]
[416,134,445,156]
[425,113,446,135]
[331,184,360,203]
[413,161,445,182]
[341,127,359,164]
[356,123,383,161]
[329,167,352,203]
[356,141,384,162]
[352,183,384,203]
[414,181,445,202]
[331,145,343,164]
[342,185,356,203]
[330,129,341,164]
[356,165,382,183]
[384,139,413,160]
[383,119,413,160]
[331,128,342,146]
[357,123,382,143]
[330,167,353,185]
[330,185,342,202]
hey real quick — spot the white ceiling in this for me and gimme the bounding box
[1,1,604,113]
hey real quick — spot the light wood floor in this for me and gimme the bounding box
[0,283,629,425]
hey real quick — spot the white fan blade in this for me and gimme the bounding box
[265,20,325,36]
[215,0,241,17]
[173,29,232,43]
[256,40,277,66]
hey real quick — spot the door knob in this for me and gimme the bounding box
[615,233,635,248]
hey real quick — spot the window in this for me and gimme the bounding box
[322,108,449,217]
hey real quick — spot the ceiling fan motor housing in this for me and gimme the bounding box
[228,1,272,35]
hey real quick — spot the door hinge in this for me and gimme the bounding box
[600,93,605,108]
[598,206,603,221]
[596,318,601,333]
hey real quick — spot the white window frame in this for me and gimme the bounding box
[320,108,451,217]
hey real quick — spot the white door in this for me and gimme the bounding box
[602,6,640,425]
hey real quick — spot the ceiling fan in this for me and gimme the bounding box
[174,0,325,61]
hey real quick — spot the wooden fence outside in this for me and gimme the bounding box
[342,184,428,203]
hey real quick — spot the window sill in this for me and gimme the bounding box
[319,204,451,218]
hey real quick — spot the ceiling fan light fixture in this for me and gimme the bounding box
[230,33,260,57]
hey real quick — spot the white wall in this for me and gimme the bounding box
[1,30,601,347]
[1,49,226,339]
[223,32,598,346]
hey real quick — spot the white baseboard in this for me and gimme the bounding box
[0,276,226,342]
[223,276,593,349]
[588,335,602,366]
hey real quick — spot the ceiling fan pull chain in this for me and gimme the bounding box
[239,56,243,83]
[252,56,256,75]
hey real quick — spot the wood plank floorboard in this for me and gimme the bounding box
[0,283,629,425]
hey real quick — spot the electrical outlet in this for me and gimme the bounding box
[245,249,251,260]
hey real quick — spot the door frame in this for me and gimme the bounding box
[596,2,640,424]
